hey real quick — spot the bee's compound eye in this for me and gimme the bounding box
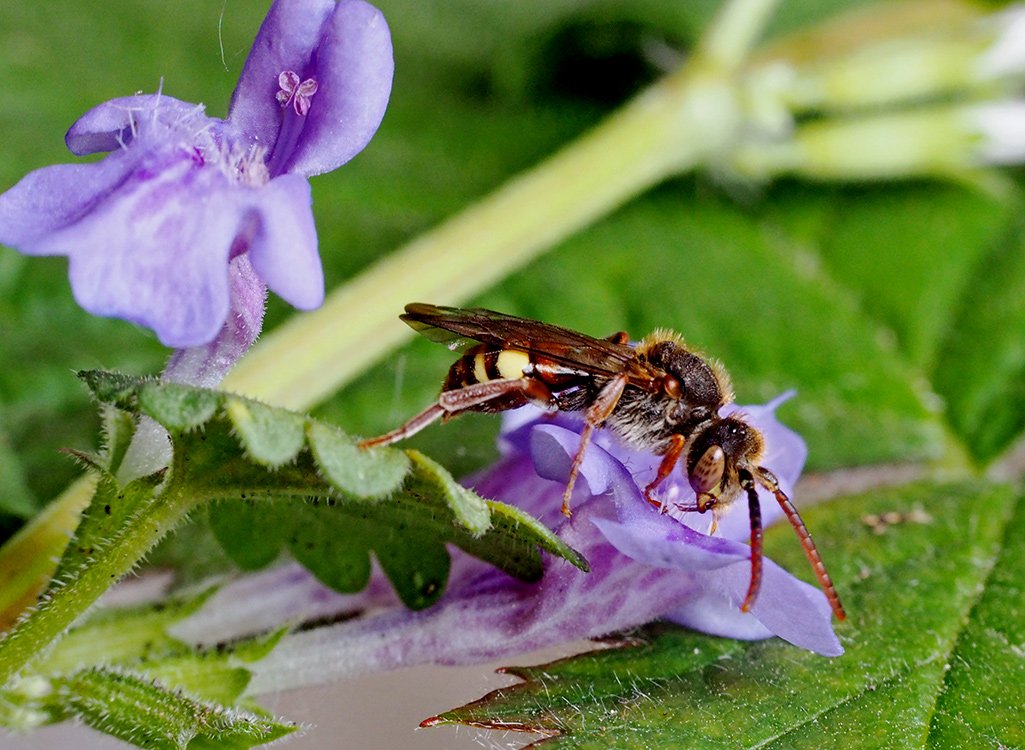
[661,374,682,399]
[689,444,725,495]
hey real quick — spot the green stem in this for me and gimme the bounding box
[699,0,782,71]
[0,479,196,687]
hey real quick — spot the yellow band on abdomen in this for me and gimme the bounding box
[496,349,531,380]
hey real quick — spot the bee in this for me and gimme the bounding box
[360,303,845,620]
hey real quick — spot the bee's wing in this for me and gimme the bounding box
[401,303,656,380]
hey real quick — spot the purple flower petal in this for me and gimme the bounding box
[246,173,323,310]
[665,544,842,653]
[0,151,141,250]
[591,515,747,573]
[281,0,394,176]
[65,94,202,155]
[668,556,842,654]
[227,0,336,152]
[13,115,315,347]
[53,157,242,347]
[163,254,267,387]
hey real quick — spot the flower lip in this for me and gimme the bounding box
[514,399,841,655]
[65,94,208,156]
[228,0,395,178]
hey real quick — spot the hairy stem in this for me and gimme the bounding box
[0,476,195,687]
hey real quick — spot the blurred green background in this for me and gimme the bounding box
[1,0,1023,539]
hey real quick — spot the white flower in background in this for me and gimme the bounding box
[972,101,1025,165]
[731,2,1025,181]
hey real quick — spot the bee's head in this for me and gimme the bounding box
[685,416,765,512]
[638,333,733,411]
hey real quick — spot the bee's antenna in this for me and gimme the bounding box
[738,470,763,613]
[757,467,847,621]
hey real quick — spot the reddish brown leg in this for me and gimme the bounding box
[438,377,553,411]
[359,378,555,450]
[757,467,847,621]
[560,373,629,516]
[644,434,685,510]
[605,331,630,345]
[358,403,447,448]
[738,471,764,613]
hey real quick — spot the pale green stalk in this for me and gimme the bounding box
[698,0,781,70]
[0,0,778,682]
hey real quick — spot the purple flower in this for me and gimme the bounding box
[0,0,393,348]
[178,396,841,692]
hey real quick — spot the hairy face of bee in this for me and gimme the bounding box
[685,417,765,506]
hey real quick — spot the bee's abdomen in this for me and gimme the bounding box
[444,344,533,390]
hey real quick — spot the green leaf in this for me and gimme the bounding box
[407,449,490,535]
[139,382,219,432]
[784,183,1011,372]
[307,419,409,499]
[207,499,289,571]
[432,481,1025,748]
[0,595,290,735]
[933,219,1025,464]
[53,667,295,750]
[33,591,215,677]
[78,370,150,412]
[140,635,282,708]
[764,181,1025,467]
[83,373,585,609]
[929,484,1025,747]
[224,396,306,468]
[208,447,588,608]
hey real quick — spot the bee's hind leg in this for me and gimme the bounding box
[359,378,555,449]
[358,403,447,448]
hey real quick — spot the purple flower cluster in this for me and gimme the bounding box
[0,0,393,349]
[180,396,841,689]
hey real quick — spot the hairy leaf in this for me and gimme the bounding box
[53,667,295,750]
[81,372,586,610]
[0,593,286,742]
[432,481,1025,748]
